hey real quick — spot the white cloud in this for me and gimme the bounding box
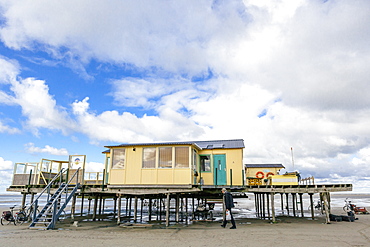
[0,156,13,170]
[0,0,370,190]
[0,121,20,134]
[25,143,69,156]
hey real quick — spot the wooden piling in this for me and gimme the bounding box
[117,194,121,225]
[166,193,170,227]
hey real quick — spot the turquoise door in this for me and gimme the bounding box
[214,154,226,185]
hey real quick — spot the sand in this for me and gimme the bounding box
[0,207,369,247]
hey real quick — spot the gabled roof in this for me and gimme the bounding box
[245,164,285,168]
[103,139,244,152]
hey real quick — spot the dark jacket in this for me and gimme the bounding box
[224,192,235,209]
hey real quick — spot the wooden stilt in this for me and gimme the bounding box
[102,198,106,215]
[98,195,103,219]
[117,194,121,225]
[185,197,188,225]
[93,195,98,221]
[262,193,265,219]
[88,197,92,215]
[271,192,276,223]
[322,192,330,224]
[286,193,290,216]
[292,193,296,217]
[266,193,270,219]
[71,194,77,219]
[128,197,132,218]
[299,193,304,217]
[80,193,85,217]
[113,196,117,217]
[148,198,152,222]
[134,196,138,222]
[280,193,284,215]
[140,197,144,222]
[254,193,259,218]
[21,193,27,208]
[125,197,128,216]
[309,193,314,220]
[175,194,179,223]
[166,193,170,227]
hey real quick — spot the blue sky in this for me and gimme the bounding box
[1,0,370,192]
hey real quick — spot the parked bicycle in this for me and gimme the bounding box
[14,204,40,225]
[343,198,355,213]
[308,199,322,211]
[1,206,17,225]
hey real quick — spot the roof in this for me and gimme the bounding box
[245,164,285,168]
[103,139,244,151]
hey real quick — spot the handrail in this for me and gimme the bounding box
[29,168,65,209]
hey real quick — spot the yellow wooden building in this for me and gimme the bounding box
[103,139,245,187]
[245,164,285,185]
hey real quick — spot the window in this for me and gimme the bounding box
[159,147,172,168]
[175,147,189,168]
[143,147,156,168]
[112,148,125,169]
[200,155,211,172]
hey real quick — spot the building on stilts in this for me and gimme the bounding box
[6,139,352,229]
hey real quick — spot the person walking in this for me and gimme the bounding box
[221,188,236,229]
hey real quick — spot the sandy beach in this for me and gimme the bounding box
[0,206,369,247]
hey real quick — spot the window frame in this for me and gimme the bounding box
[199,154,212,172]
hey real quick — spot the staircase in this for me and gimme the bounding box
[29,168,81,230]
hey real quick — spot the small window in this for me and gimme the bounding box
[112,148,125,169]
[159,147,172,168]
[143,147,156,168]
[200,155,211,172]
[175,147,189,168]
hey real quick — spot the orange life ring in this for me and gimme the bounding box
[266,172,274,178]
[256,171,264,179]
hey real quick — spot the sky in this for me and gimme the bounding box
[0,0,370,193]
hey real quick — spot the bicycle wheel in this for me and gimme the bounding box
[15,212,27,225]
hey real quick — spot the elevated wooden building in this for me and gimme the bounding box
[6,139,352,229]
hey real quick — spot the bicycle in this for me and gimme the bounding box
[15,205,40,225]
[308,199,322,211]
[343,198,355,213]
[1,206,17,225]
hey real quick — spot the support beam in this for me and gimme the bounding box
[117,194,121,225]
[309,193,314,220]
[166,193,170,227]
[271,192,276,223]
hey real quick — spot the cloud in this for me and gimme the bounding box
[25,143,69,156]
[0,121,20,134]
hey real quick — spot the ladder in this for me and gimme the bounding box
[29,168,81,230]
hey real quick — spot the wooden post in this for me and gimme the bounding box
[88,197,92,215]
[128,197,132,218]
[113,196,117,217]
[148,198,152,222]
[80,193,85,217]
[292,193,296,217]
[280,193,284,215]
[309,193,314,220]
[21,193,27,208]
[271,192,276,223]
[185,197,188,225]
[286,193,290,216]
[93,195,98,221]
[322,192,330,224]
[266,193,270,219]
[299,193,304,217]
[262,193,265,219]
[71,194,77,219]
[117,194,121,225]
[166,193,170,227]
[175,194,179,223]
[140,197,144,222]
[134,196,138,222]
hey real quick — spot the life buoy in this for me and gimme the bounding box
[266,172,274,178]
[256,171,264,179]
